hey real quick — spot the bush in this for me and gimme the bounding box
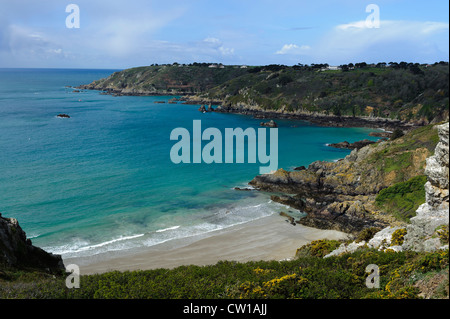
[435,225,449,245]
[391,228,407,246]
[295,239,342,258]
[356,227,382,243]
[2,248,448,299]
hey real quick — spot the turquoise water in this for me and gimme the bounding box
[0,69,380,259]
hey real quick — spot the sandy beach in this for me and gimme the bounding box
[66,214,349,275]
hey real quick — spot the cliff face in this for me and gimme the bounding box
[0,213,64,273]
[403,122,449,251]
[325,122,448,257]
[249,124,439,234]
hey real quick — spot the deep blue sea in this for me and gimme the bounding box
[0,68,380,259]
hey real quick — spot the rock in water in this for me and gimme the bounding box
[0,213,64,273]
[328,139,376,150]
[260,120,277,128]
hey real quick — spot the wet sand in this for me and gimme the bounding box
[67,214,349,275]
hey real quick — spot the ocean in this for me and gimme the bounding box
[0,68,380,260]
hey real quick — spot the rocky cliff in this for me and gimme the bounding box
[249,124,440,234]
[403,122,449,251]
[325,122,449,257]
[0,213,64,273]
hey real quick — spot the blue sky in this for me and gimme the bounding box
[0,0,448,68]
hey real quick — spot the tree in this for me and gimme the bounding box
[355,62,367,69]
[409,64,424,75]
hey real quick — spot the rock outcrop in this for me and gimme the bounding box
[325,122,449,256]
[249,125,438,234]
[403,122,449,252]
[260,120,278,128]
[328,139,376,150]
[0,213,64,273]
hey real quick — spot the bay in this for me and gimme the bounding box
[0,68,380,259]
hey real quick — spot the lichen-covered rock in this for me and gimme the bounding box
[367,226,402,249]
[403,122,449,252]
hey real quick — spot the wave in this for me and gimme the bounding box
[156,225,180,233]
[47,233,145,256]
[46,194,288,259]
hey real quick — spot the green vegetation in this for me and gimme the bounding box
[435,225,449,245]
[1,246,447,299]
[295,239,342,258]
[363,124,439,185]
[355,227,382,243]
[375,175,427,222]
[87,62,449,124]
[207,62,449,123]
[92,64,249,94]
[391,228,408,246]
[391,129,405,140]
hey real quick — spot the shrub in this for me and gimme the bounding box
[295,239,342,258]
[435,225,449,245]
[391,228,407,246]
[356,227,382,243]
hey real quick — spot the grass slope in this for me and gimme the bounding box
[1,247,448,299]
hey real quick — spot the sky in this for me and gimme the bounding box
[0,0,448,69]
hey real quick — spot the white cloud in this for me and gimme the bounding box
[336,21,369,30]
[201,37,235,56]
[275,44,311,55]
[314,20,449,63]
[2,25,68,60]
[203,37,221,45]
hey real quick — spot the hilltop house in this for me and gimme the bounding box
[321,65,341,71]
